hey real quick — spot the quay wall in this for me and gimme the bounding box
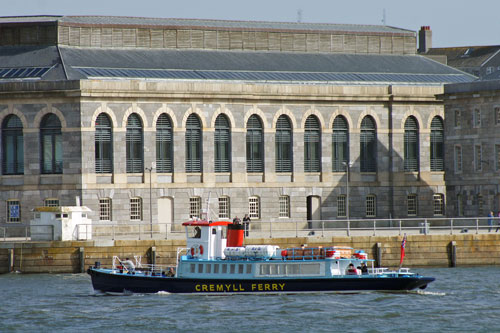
[1,234,499,274]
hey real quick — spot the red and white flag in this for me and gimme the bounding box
[400,234,407,266]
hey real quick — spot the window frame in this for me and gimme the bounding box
[130,197,143,221]
[404,116,419,172]
[218,196,230,219]
[6,199,20,223]
[44,198,59,207]
[360,116,377,172]
[40,114,62,174]
[2,115,24,175]
[249,196,260,219]
[126,113,144,173]
[279,195,290,218]
[407,194,418,216]
[430,117,444,171]
[332,116,349,172]
[366,195,376,217]
[275,115,292,173]
[246,115,264,173]
[433,194,444,216]
[189,196,201,219]
[214,114,231,173]
[337,195,346,218]
[454,145,462,173]
[304,116,321,173]
[99,198,112,221]
[156,113,173,173]
[95,113,113,174]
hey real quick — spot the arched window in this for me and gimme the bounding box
[185,114,202,173]
[332,116,348,172]
[360,116,376,172]
[2,115,24,175]
[156,114,173,173]
[126,113,143,173]
[275,115,292,173]
[404,116,419,172]
[430,116,444,171]
[40,114,62,174]
[95,113,112,173]
[246,115,263,173]
[214,114,231,173]
[304,115,321,172]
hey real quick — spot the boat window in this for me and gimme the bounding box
[212,228,216,235]
[198,264,204,273]
[260,265,270,275]
[246,264,252,274]
[214,264,219,274]
[190,264,195,273]
[238,264,244,274]
[206,264,212,274]
[222,264,227,274]
[300,263,320,275]
[230,264,236,274]
[286,264,300,275]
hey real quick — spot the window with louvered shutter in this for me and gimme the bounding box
[186,114,202,173]
[246,115,263,173]
[156,114,173,173]
[404,116,419,172]
[332,116,348,172]
[304,116,320,172]
[214,115,230,173]
[430,116,444,171]
[360,116,376,172]
[126,113,143,173]
[275,115,292,173]
[95,113,113,173]
[40,114,62,174]
[2,115,24,175]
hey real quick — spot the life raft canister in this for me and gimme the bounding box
[191,244,204,257]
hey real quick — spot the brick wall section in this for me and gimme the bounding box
[1,234,499,273]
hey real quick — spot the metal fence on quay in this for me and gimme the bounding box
[2,217,500,241]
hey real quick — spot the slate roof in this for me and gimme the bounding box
[0,45,475,85]
[426,46,500,68]
[0,15,413,35]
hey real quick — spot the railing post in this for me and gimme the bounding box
[26,226,29,241]
[450,219,454,235]
[347,220,350,237]
[139,224,142,240]
[270,220,273,239]
[424,218,428,235]
[373,220,376,236]
[399,220,402,236]
[112,225,115,240]
[321,221,324,237]
[476,218,479,234]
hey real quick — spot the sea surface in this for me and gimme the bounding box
[0,267,499,333]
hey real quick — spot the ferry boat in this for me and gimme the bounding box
[87,220,435,294]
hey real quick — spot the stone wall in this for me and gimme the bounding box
[1,234,499,274]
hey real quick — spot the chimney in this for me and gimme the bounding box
[418,26,432,53]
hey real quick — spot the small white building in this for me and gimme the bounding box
[30,206,92,241]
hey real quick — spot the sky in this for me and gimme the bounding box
[2,0,499,48]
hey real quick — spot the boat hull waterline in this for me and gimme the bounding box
[88,268,434,294]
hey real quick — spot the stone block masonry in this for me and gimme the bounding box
[1,234,499,274]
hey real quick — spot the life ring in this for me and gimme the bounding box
[191,244,204,257]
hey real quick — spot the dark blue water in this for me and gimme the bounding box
[0,267,499,332]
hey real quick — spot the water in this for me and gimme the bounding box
[0,267,499,332]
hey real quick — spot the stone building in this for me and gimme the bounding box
[0,16,473,231]
[441,80,500,217]
[418,26,500,79]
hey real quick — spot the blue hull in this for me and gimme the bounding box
[87,268,434,294]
